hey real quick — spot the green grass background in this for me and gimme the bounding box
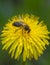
[0,0,50,65]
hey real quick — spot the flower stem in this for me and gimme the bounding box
[23,62,25,65]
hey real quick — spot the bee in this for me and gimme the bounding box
[12,21,30,33]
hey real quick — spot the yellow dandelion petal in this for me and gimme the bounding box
[1,14,50,61]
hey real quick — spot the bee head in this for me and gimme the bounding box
[24,25,31,33]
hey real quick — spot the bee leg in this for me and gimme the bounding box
[14,27,21,33]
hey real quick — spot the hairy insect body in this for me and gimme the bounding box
[13,21,30,33]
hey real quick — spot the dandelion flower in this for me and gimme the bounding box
[1,14,50,61]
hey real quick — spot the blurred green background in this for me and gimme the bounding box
[0,0,50,65]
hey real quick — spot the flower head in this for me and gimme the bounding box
[1,14,50,61]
